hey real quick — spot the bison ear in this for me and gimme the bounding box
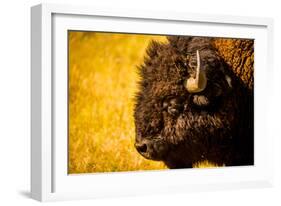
[225,75,232,88]
[220,63,233,89]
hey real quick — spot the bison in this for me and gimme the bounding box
[134,36,254,168]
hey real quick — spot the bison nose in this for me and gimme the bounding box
[135,142,148,154]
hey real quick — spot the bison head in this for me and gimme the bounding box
[134,36,239,168]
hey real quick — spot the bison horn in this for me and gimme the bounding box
[184,50,207,93]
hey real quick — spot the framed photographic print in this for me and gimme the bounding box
[31,3,274,201]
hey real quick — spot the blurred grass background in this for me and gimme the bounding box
[68,31,168,174]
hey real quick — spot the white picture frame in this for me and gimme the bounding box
[31,3,274,202]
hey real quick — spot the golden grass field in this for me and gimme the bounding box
[68,32,169,174]
[68,31,217,174]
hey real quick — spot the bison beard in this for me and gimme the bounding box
[134,36,254,169]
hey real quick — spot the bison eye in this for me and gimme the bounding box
[163,98,183,116]
[168,107,179,116]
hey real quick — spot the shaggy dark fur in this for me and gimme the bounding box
[134,36,254,168]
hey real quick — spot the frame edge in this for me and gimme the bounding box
[30,3,275,201]
[31,4,43,202]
